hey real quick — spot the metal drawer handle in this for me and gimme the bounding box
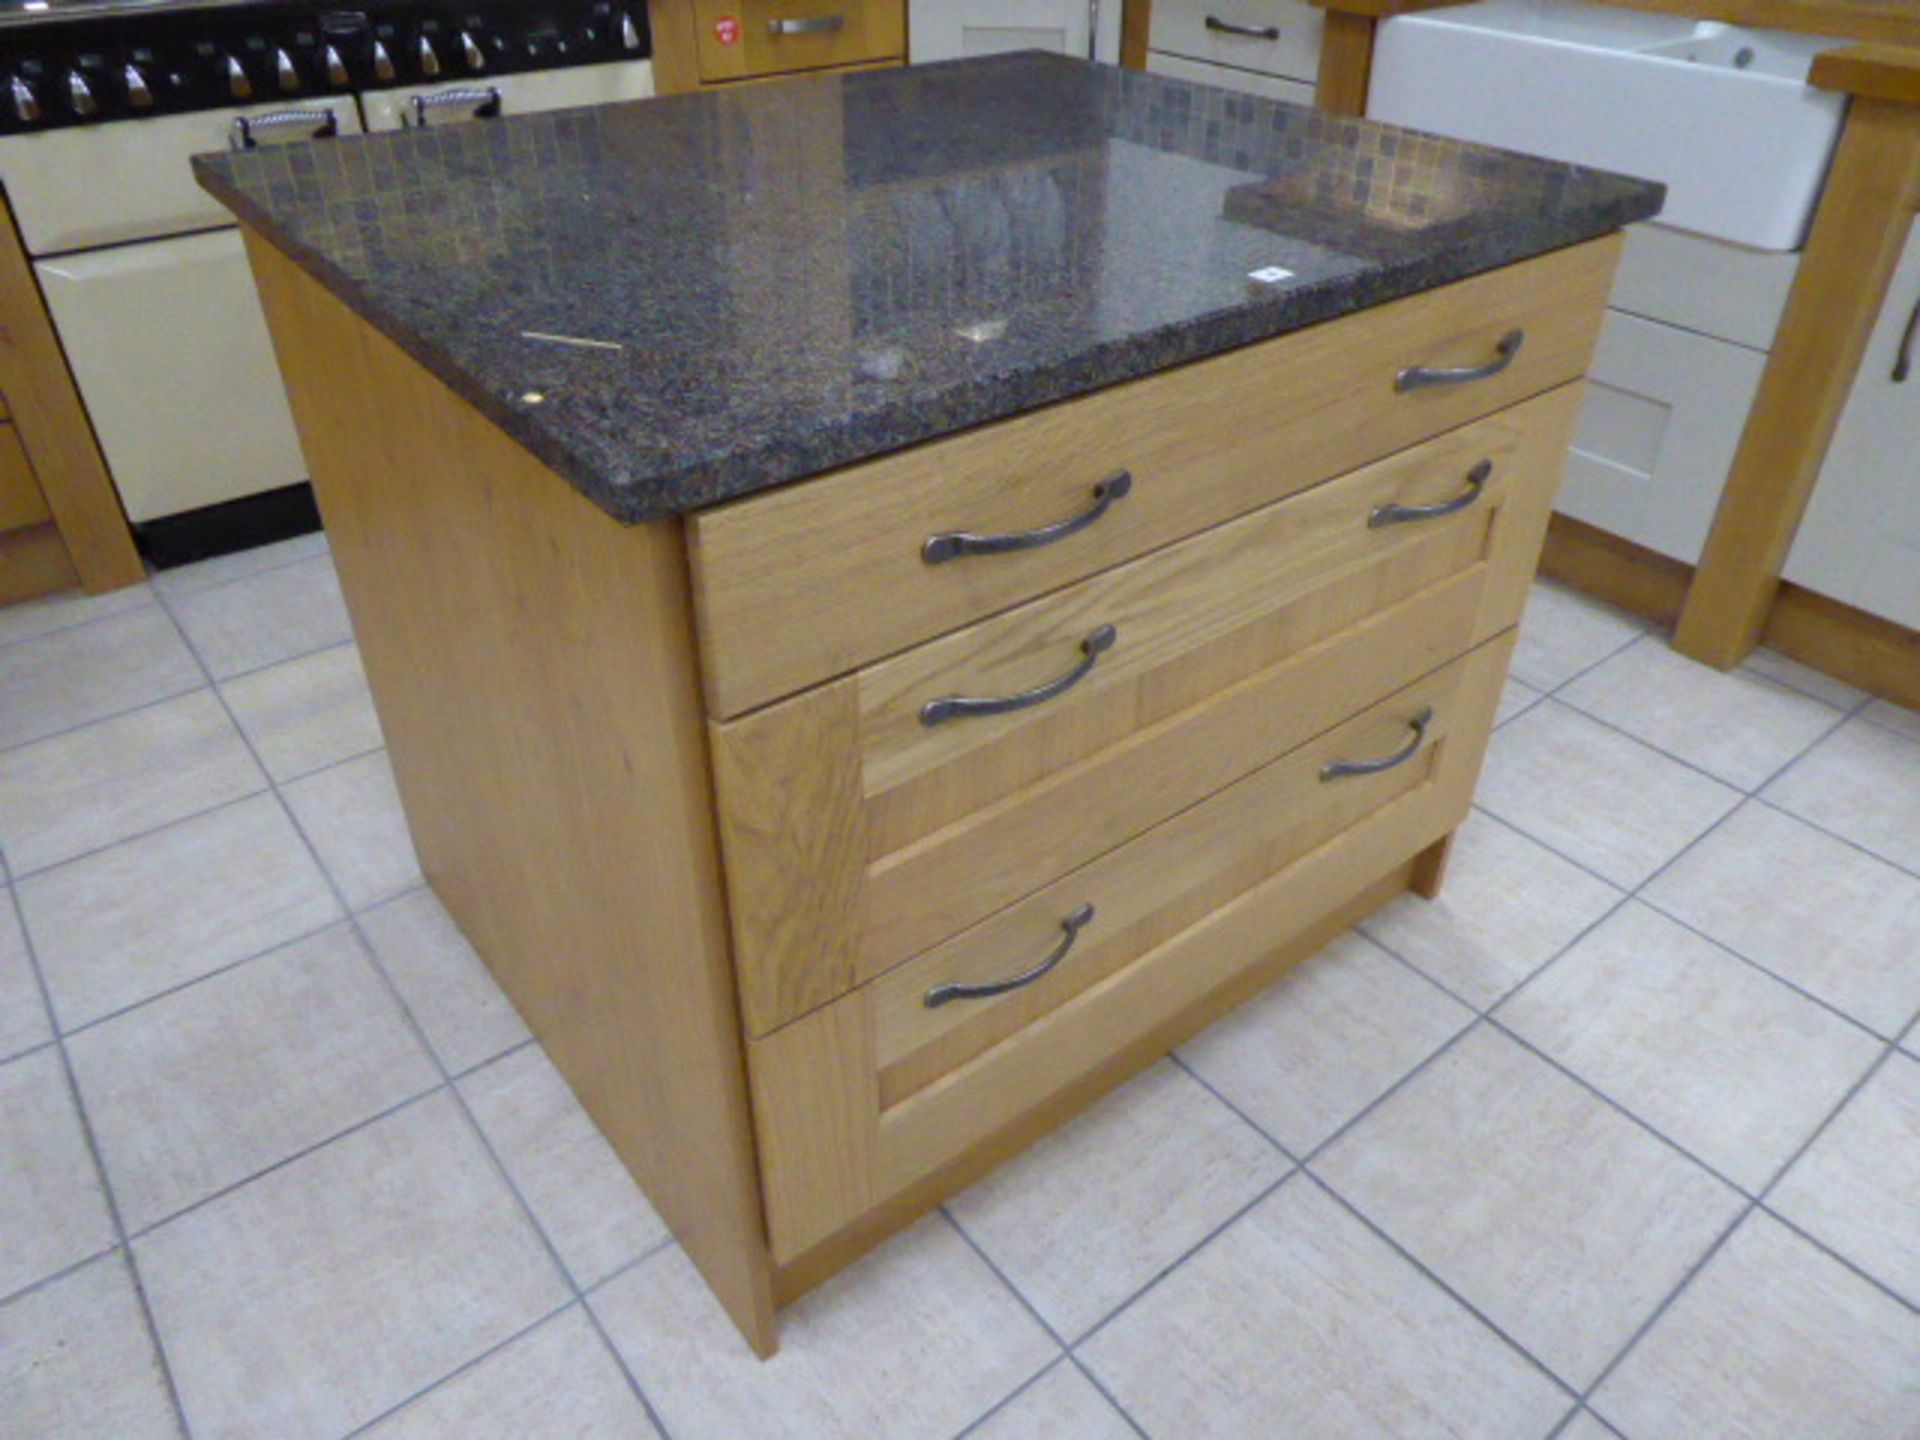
[1369,460,1493,528]
[920,624,1117,727]
[1396,330,1525,393]
[925,903,1095,1008]
[1893,293,1919,383]
[1204,15,1281,38]
[230,107,339,149]
[922,471,1133,565]
[769,14,846,34]
[1321,706,1434,781]
[407,86,502,126]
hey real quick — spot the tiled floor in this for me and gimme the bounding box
[2,546,1919,1440]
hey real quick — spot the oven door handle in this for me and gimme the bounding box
[230,107,340,150]
[407,86,504,127]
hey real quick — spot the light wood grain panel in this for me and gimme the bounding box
[691,0,904,82]
[242,232,779,1356]
[0,521,77,605]
[689,238,1620,717]
[1673,98,1920,667]
[1316,8,1376,114]
[710,678,869,1035]
[0,423,51,532]
[1812,40,1920,100]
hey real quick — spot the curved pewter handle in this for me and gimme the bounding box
[922,471,1133,565]
[1321,706,1434,781]
[920,624,1117,727]
[924,903,1095,1008]
[230,107,339,149]
[1369,460,1494,529]
[1396,330,1525,393]
[408,86,502,126]
[1204,15,1281,38]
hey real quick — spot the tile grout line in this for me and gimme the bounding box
[947,1354,1075,1440]
[3,783,269,885]
[154,578,682,1440]
[0,586,161,657]
[0,1236,120,1314]
[0,861,197,1440]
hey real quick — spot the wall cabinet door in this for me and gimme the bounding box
[1784,227,1920,630]
[909,0,1121,64]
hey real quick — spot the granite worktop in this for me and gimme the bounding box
[195,52,1663,522]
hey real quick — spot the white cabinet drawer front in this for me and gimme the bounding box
[1556,309,1766,565]
[1146,51,1316,105]
[359,58,654,132]
[0,103,364,255]
[1149,0,1322,82]
[1611,223,1799,354]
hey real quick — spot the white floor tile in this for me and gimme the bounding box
[283,751,420,910]
[595,1220,1054,1440]
[1771,1054,1920,1307]
[1862,697,1920,744]
[69,925,438,1232]
[0,1254,179,1440]
[0,891,49,1063]
[1179,932,1471,1154]
[0,608,201,753]
[1740,648,1868,711]
[151,534,327,602]
[1559,637,1844,790]
[966,1362,1135,1440]
[1364,811,1623,1009]
[1499,903,1882,1192]
[168,554,351,681]
[0,691,264,876]
[1496,675,1544,728]
[220,643,382,782]
[359,1307,658,1440]
[19,794,340,1031]
[135,1091,566,1440]
[1559,1413,1623,1440]
[1510,580,1645,692]
[1764,717,1920,875]
[1645,803,1920,1036]
[1315,1027,1742,1387]
[1079,1178,1568,1440]
[0,1048,115,1299]
[459,1045,668,1290]
[1476,701,1742,889]
[1595,1213,1920,1440]
[947,1060,1287,1339]
[0,583,153,650]
[359,889,528,1074]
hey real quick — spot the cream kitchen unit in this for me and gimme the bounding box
[907,0,1123,63]
[1144,0,1321,104]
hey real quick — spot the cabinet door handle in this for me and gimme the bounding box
[1894,293,1919,383]
[925,903,1095,1007]
[1369,460,1493,528]
[407,86,502,126]
[769,14,845,35]
[1321,706,1433,780]
[1204,15,1281,38]
[922,471,1132,565]
[1396,330,1525,393]
[229,107,339,149]
[920,624,1117,727]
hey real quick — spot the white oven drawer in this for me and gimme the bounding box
[1146,50,1316,104]
[358,58,654,131]
[0,102,363,256]
[36,228,307,522]
[1148,0,1322,84]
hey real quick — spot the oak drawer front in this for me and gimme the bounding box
[689,237,1620,717]
[693,0,905,82]
[711,385,1578,1036]
[1149,0,1323,83]
[0,424,50,533]
[749,634,1512,1261]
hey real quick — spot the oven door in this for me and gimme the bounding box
[36,228,307,523]
[358,58,654,131]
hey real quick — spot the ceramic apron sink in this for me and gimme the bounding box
[1367,0,1848,251]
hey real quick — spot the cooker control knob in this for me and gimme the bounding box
[323,45,349,86]
[124,63,153,108]
[619,11,642,50]
[371,39,395,81]
[225,55,252,100]
[459,31,484,70]
[67,70,96,118]
[9,76,39,123]
[274,48,299,93]
[416,35,441,77]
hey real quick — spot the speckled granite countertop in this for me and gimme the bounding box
[196,52,1662,522]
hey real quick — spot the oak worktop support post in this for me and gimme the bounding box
[1316,11,1377,115]
[241,230,780,1357]
[1674,66,1920,668]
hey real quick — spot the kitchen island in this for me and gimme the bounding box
[196,52,1661,1356]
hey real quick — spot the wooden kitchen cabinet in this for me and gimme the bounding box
[649,0,905,89]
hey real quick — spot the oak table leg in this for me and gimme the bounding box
[1409,829,1454,899]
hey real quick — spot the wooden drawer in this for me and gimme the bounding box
[689,237,1618,717]
[711,384,1579,1036]
[749,633,1512,1261]
[692,0,905,83]
[0,423,50,533]
[1148,0,1323,84]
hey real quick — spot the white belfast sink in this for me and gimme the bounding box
[1367,0,1849,251]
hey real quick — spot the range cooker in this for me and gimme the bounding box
[0,0,654,558]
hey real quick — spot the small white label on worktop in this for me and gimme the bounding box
[1248,267,1295,285]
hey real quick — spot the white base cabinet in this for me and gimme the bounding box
[908,0,1121,64]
